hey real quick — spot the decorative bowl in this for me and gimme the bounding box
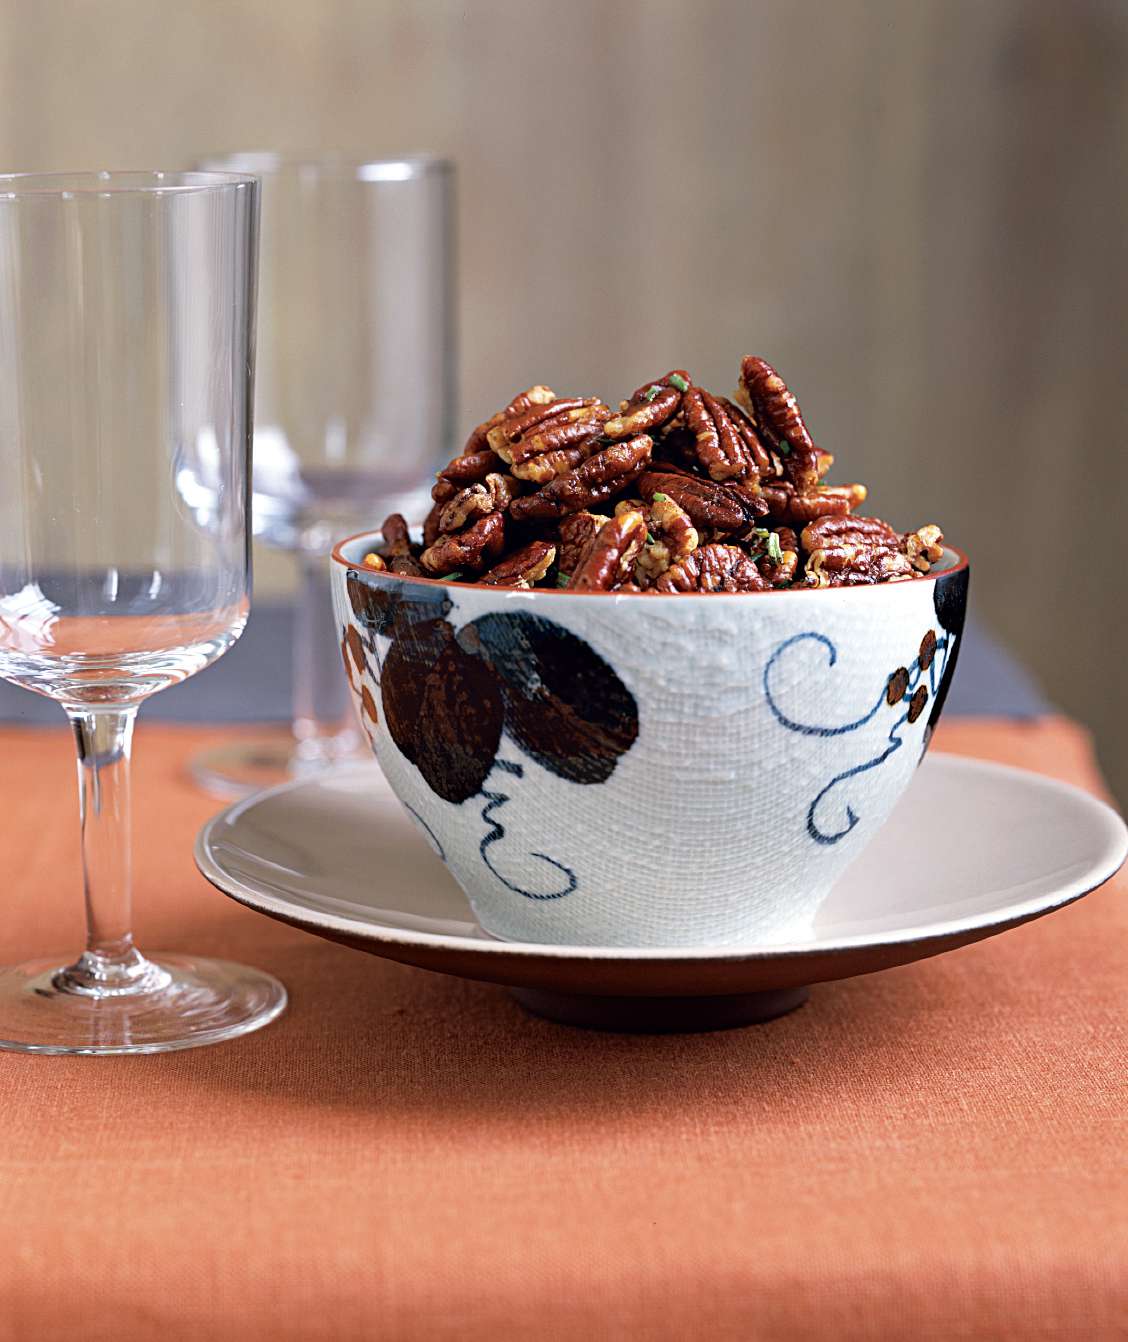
[331,531,969,947]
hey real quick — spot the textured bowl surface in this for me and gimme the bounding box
[331,535,969,946]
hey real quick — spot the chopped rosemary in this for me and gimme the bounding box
[556,572,570,588]
[668,373,690,392]
[767,533,784,564]
[437,571,463,582]
[652,492,669,503]
[776,437,791,455]
[642,384,662,403]
[646,532,656,544]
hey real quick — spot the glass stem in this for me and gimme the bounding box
[58,707,161,995]
[292,550,358,762]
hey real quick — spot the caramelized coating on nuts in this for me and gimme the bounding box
[419,511,505,576]
[509,436,653,522]
[358,354,947,594]
[738,355,822,493]
[569,510,648,592]
[479,540,557,588]
[654,544,767,593]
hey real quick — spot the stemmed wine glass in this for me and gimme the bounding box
[0,171,286,1054]
[190,153,455,797]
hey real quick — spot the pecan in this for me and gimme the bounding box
[604,370,691,440]
[381,513,413,557]
[488,397,610,465]
[389,555,425,578]
[509,436,653,522]
[509,439,601,485]
[805,546,916,587]
[801,513,912,587]
[738,355,821,492]
[758,526,799,587]
[557,511,609,574]
[638,470,766,535]
[361,552,387,571]
[800,514,900,554]
[627,492,699,586]
[462,385,556,456]
[902,524,945,573]
[654,543,767,593]
[435,449,498,492]
[423,499,444,548]
[761,482,866,526]
[570,510,648,592]
[437,472,517,534]
[682,387,763,483]
[480,540,557,588]
[420,511,506,575]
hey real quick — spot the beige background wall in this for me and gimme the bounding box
[2,0,1126,799]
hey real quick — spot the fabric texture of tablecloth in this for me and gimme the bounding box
[0,718,1123,1341]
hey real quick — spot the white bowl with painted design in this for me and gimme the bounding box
[331,532,969,948]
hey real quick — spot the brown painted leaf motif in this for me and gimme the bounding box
[462,613,638,785]
[380,617,503,803]
[415,644,505,802]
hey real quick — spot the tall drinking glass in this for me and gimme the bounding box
[0,171,286,1054]
[191,154,455,797]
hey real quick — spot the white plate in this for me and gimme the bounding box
[195,755,1127,1031]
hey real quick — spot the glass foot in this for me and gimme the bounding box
[190,731,365,799]
[0,954,287,1055]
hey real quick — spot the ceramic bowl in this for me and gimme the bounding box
[331,532,969,947]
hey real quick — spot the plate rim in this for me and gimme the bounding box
[194,754,1127,964]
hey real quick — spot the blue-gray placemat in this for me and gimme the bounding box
[0,605,1048,725]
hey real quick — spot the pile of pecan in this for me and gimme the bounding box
[361,357,945,593]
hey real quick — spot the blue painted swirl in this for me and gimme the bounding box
[478,759,578,900]
[765,629,952,844]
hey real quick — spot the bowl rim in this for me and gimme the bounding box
[331,528,969,598]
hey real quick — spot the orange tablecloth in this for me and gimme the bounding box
[0,720,1124,1341]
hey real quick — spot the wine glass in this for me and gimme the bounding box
[190,153,456,797]
[0,170,286,1054]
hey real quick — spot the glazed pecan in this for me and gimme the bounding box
[557,511,609,575]
[434,449,498,493]
[902,524,945,573]
[480,540,557,588]
[437,472,517,534]
[509,436,653,522]
[653,543,767,593]
[388,555,425,578]
[805,546,916,587]
[757,526,799,587]
[361,551,387,571]
[381,513,413,557]
[760,481,867,527]
[625,492,700,586]
[682,386,764,483]
[462,385,556,456]
[738,355,821,493]
[509,440,601,485]
[569,510,648,592]
[488,396,610,465]
[638,470,766,535]
[420,511,506,575]
[799,514,900,554]
[423,499,445,548]
[604,370,691,440]
[800,514,906,588]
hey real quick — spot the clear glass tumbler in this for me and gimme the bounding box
[190,153,456,797]
[0,171,286,1054]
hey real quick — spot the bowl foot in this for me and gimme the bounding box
[510,985,809,1033]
